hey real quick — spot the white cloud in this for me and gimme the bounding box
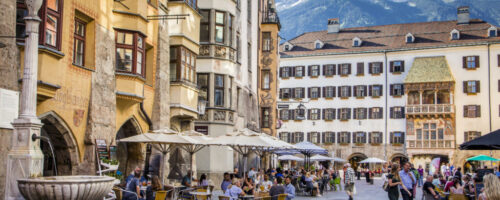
[442,0,456,3]
[390,0,409,2]
[408,2,416,7]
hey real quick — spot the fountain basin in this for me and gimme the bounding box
[17,176,115,200]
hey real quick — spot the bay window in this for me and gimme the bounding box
[214,74,225,107]
[116,31,145,76]
[215,11,225,43]
[170,46,197,83]
[262,70,270,89]
[200,10,210,42]
[73,19,86,66]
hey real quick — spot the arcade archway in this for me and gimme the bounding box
[39,112,79,176]
[391,153,409,165]
[116,117,144,175]
[348,153,368,171]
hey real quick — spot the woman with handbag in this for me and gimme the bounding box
[387,163,411,200]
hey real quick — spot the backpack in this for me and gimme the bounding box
[382,174,389,192]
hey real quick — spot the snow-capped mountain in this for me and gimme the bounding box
[276,0,500,41]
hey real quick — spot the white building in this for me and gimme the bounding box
[278,7,500,172]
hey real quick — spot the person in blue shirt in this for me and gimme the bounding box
[221,172,232,192]
[285,176,295,200]
[124,169,143,200]
[224,178,245,200]
[399,162,416,200]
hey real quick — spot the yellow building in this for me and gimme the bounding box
[258,0,280,137]
[0,0,173,191]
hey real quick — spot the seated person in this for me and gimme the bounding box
[224,178,245,200]
[221,172,232,192]
[432,174,441,187]
[269,177,285,200]
[450,176,464,194]
[198,173,209,187]
[146,175,162,200]
[423,175,442,200]
[181,170,196,188]
[260,174,273,192]
[242,176,255,195]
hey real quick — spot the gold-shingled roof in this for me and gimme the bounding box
[404,56,454,84]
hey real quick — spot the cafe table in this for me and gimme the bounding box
[189,191,212,200]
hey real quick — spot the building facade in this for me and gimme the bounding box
[0,0,173,196]
[278,7,500,172]
[195,0,260,184]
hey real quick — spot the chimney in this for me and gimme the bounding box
[457,6,470,24]
[328,18,340,33]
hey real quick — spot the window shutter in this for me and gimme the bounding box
[279,68,283,77]
[390,107,394,119]
[463,81,468,93]
[498,80,500,92]
[401,132,405,142]
[338,86,342,97]
[476,105,481,117]
[337,64,341,75]
[337,108,341,119]
[322,109,325,120]
[290,88,295,98]
[307,66,311,76]
[348,132,352,143]
[380,62,383,73]
[463,56,467,68]
[498,55,500,67]
[368,63,373,74]
[353,86,358,97]
[307,110,311,120]
[475,56,480,68]
[369,133,372,144]
[332,64,336,75]
[307,88,311,98]
[322,87,326,97]
[291,67,296,77]
[401,107,405,117]
[332,87,336,97]
[322,133,326,144]
[463,106,468,117]
[401,84,404,94]
[363,85,368,96]
[348,108,352,119]
[317,87,321,97]
[279,89,283,99]
[390,132,394,144]
[322,65,326,76]
[357,62,364,75]
[300,132,304,142]
[401,61,405,72]
[390,85,394,96]
[379,107,383,119]
[348,86,352,97]
[348,64,352,74]
[390,61,394,72]
[369,108,373,119]
[288,132,292,143]
[353,108,357,119]
[476,81,480,93]
[380,85,383,96]
[369,85,372,96]
[332,109,336,119]
[301,88,305,98]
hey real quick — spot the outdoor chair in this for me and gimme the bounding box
[277,194,287,200]
[218,195,230,200]
[154,191,167,200]
[112,187,122,200]
[449,194,467,200]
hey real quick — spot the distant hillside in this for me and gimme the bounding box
[276,0,500,41]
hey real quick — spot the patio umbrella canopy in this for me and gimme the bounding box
[466,155,499,161]
[460,129,500,150]
[332,157,347,163]
[118,128,200,183]
[310,155,334,161]
[180,130,212,178]
[278,155,303,161]
[359,157,387,163]
[275,141,328,168]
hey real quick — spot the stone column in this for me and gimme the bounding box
[419,91,423,105]
[5,0,44,199]
[434,90,438,104]
[449,91,453,105]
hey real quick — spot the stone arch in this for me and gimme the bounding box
[390,153,409,165]
[348,152,368,171]
[38,111,80,176]
[116,116,145,175]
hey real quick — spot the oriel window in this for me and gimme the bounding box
[262,32,271,51]
[73,19,86,66]
[214,74,225,107]
[215,11,225,43]
[116,31,146,76]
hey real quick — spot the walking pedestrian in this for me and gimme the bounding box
[344,163,356,200]
[387,163,410,200]
[399,162,416,200]
[418,165,424,187]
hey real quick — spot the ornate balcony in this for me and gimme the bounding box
[406,104,454,118]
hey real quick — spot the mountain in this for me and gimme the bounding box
[276,0,500,41]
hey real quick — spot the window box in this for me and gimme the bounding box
[355,143,365,146]
[339,143,350,146]
[323,142,334,146]
[371,143,381,146]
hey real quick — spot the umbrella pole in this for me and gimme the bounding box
[190,152,195,179]
[160,150,167,184]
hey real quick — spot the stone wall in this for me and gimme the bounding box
[81,24,117,174]
[0,0,19,197]
[151,11,170,131]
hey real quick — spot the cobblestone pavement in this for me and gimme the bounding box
[295,177,423,200]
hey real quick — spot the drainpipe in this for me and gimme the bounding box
[487,43,492,132]
[140,88,153,179]
[384,50,388,161]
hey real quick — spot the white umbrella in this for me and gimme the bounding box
[278,155,303,161]
[119,128,199,183]
[332,157,347,163]
[359,157,387,163]
[310,155,334,161]
[181,130,212,178]
[207,129,282,175]
[255,133,296,169]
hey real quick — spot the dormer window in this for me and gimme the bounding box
[283,42,294,51]
[315,43,321,49]
[406,33,415,43]
[451,29,460,40]
[314,40,324,49]
[285,45,290,51]
[352,37,362,47]
[488,26,498,37]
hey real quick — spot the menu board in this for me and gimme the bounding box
[96,139,109,160]
[0,89,19,129]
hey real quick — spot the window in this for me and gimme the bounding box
[279,109,290,120]
[369,85,383,97]
[262,32,271,51]
[295,66,305,77]
[390,61,404,73]
[370,132,382,144]
[406,35,414,43]
[338,108,351,120]
[295,109,306,120]
[170,46,196,82]
[294,88,305,98]
[352,38,362,47]
[464,131,481,142]
[451,30,460,40]
[464,105,481,118]
[247,43,252,72]
[279,132,290,143]
[354,132,367,144]
[338,132,351,143]
[261,108,270,128]
[308,132,321,144]
[489,29,497,37]
[463,81,480,93]
[323,108,336,120]
[315,42,321,49]
[280,88,291,99]
[229,15,234,46]
[215,11,225,43]
[308,65,320,77]
[369,107,383,119]
[292,132,304,143]
[73,19,86,66]
[214,74,225,107]
[356,62,364,75]
[236,33,241,62]
[339,86,351,98]
[323,86,336,98]
[390,107,405,119]
[353,108,367,120]
[308,109,320,120]
[323,64,336,76]
[247,0,251,21]
[463,56,479,69]
[369,62,383,74]
[280,67,291,78]
[323,132,335,143]
[390,132,404,144]
[284,45,290,51]
[390,84,404,96]
[308,87,320,98]
[200,10,210,42]
[17,0,63,50]
[116,31,145,76]
[261,70,270,89]
[339,64,351,76]
[197,73,209,101]
[354,85,367,97]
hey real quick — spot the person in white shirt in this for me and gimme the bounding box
[260,174,273,192]
[248,168,257,182]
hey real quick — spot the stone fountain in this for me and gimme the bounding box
[3,1,115,199]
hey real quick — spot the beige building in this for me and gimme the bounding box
[278,7,500,171]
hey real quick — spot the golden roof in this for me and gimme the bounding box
[404,56,454,84]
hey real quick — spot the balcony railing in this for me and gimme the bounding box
[262,10,281,28]
[406,104,454,115]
